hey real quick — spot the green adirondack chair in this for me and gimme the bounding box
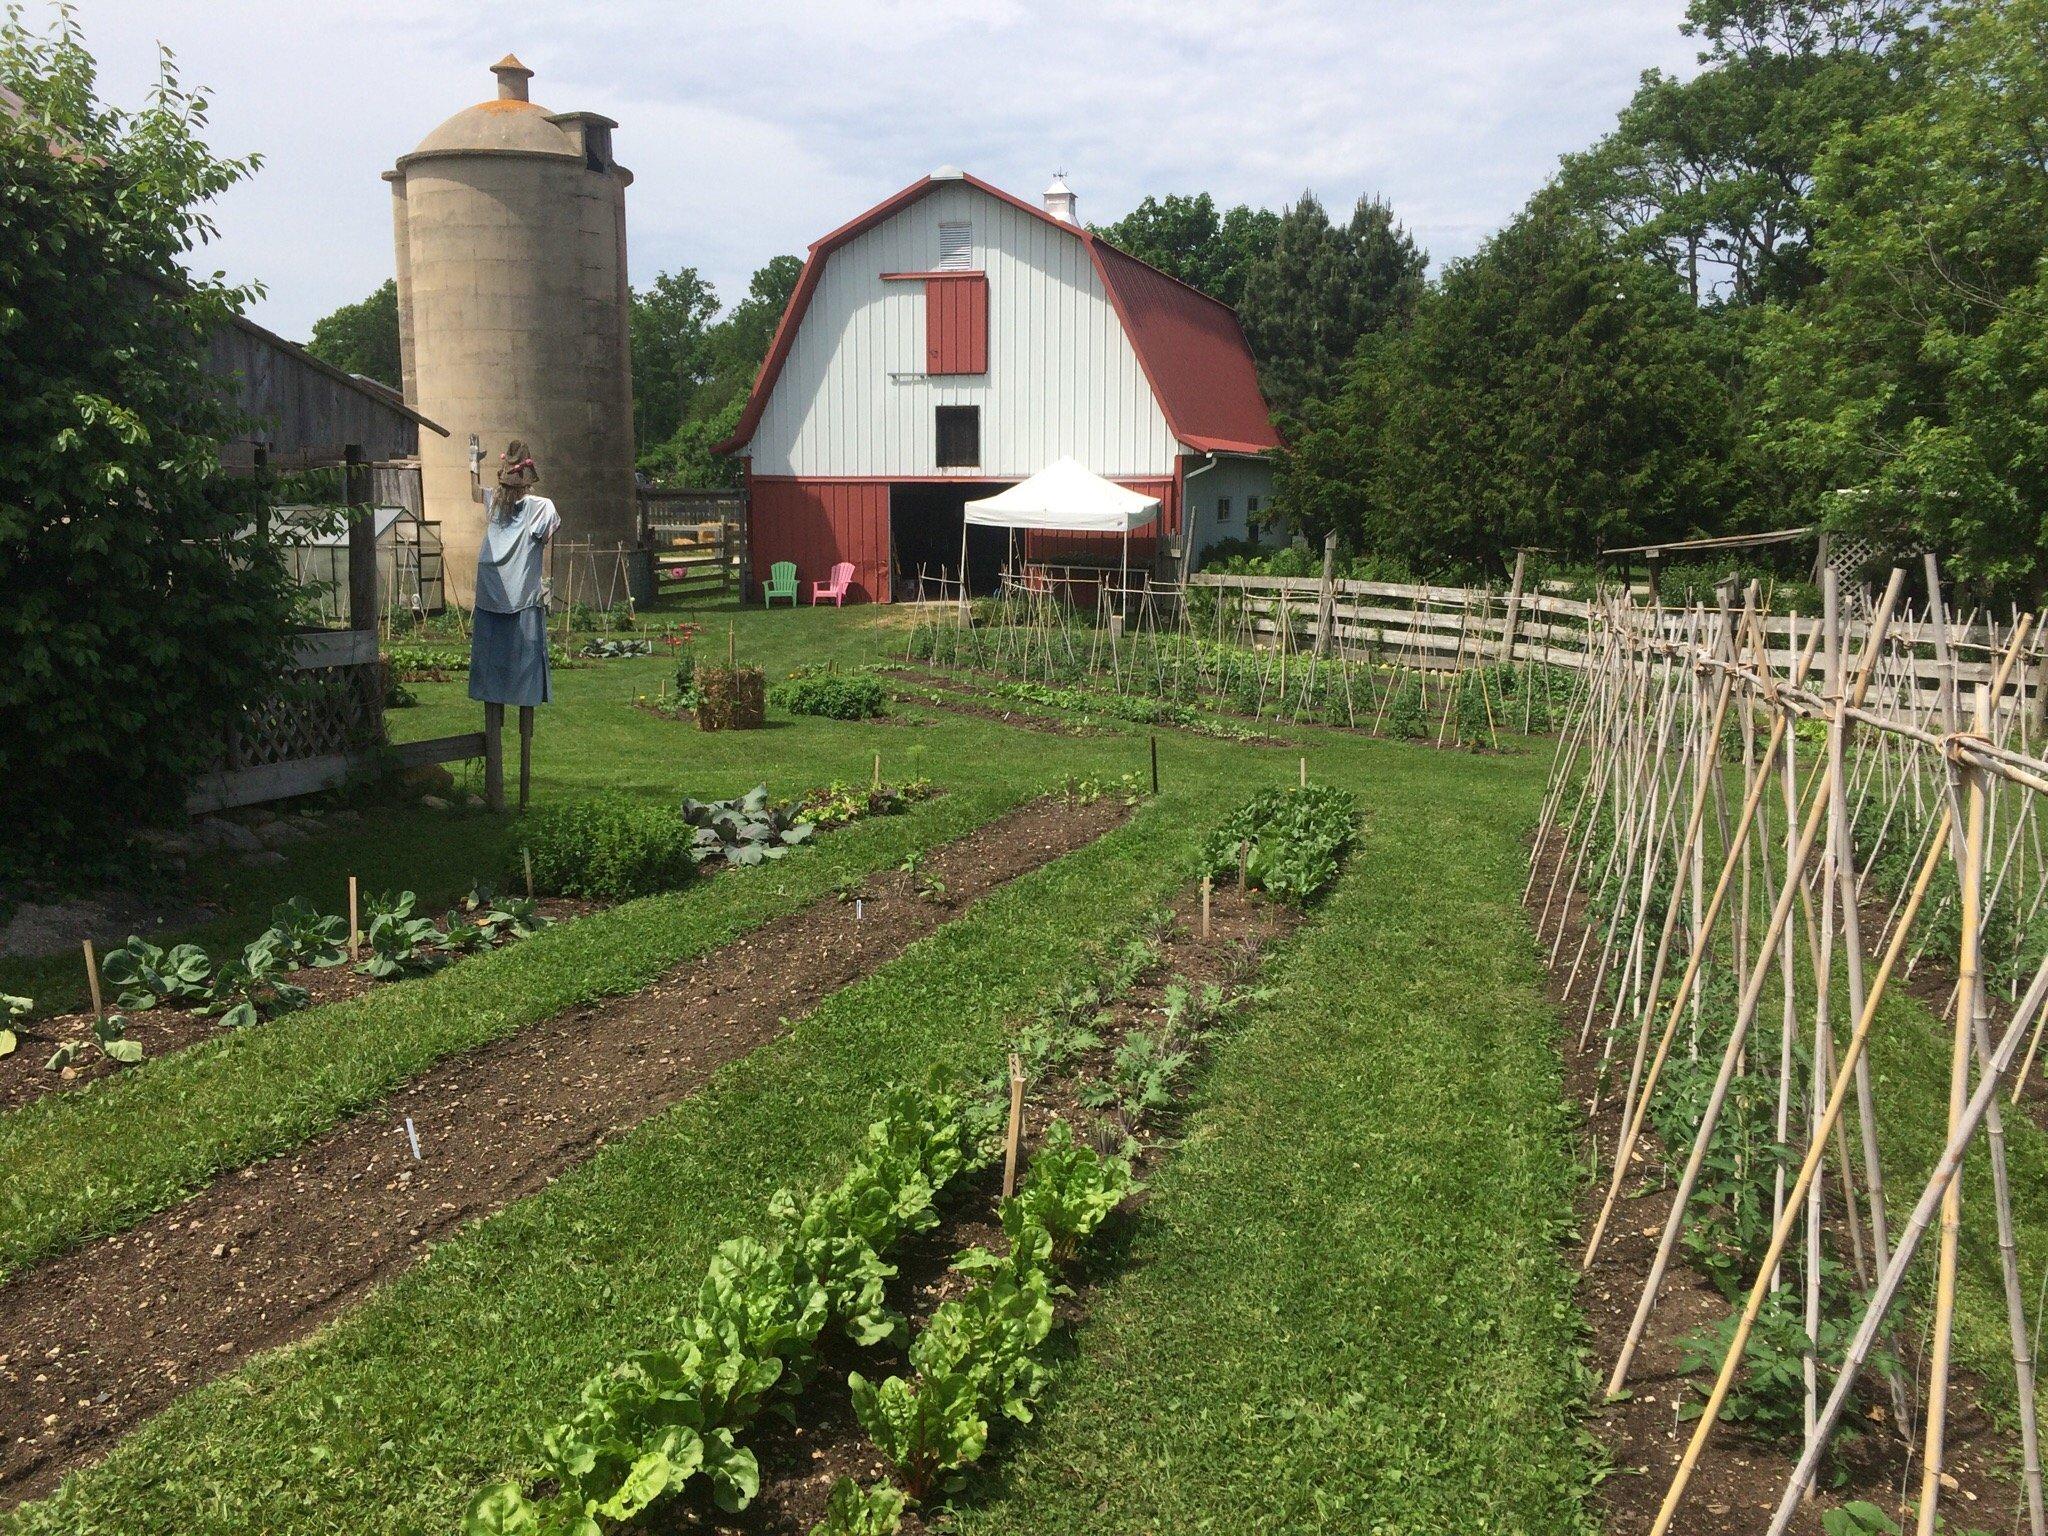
[764,561,798,607]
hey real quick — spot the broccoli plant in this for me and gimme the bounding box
[263,896,347,968]
[355,891,449,978]
[205,930,310,1029]
[46,1012,143,1070]
[0,993,28,1058]
[98,935,211,1010]
[681,786,815,868]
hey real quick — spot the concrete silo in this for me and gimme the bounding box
[386,56,638,606]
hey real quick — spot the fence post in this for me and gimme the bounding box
[1313,531,1338,657]
[344,443,377,633]
[1499,548,1527,664]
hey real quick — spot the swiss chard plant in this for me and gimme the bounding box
[810,1477,907,1536]
[97,934,212,1010]
[847,1367,987,1504]
[681,786,816,868]
[1200,783,1359,905]
[1006,1119,1136,1263]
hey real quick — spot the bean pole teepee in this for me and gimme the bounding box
[1533,559,2048,1534]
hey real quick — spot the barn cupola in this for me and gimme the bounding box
[1044,173,1077,223]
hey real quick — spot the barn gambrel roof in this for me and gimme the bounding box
[718,172,1281,459]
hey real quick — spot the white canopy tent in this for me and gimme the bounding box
[959,457,1160,600]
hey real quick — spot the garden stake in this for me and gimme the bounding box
[872,752,882,791]
[348,876,361,962]
[83,939,103,1023]
[1200,876,1212,940]
[1001,1053,1025,1199]
[523,848,534,901]
[1150,735,1159,795]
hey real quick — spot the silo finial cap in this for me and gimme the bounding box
[491,54,533,101]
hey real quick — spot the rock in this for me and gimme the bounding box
[198,817,263,854]
[238,849,288,868]
[419,794,451,811]
[462,792,485,809]
[331,809,365,828]
[257,820,307,849]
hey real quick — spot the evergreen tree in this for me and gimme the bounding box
[1237,192,1425,418]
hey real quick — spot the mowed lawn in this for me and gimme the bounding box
[0,599,1596,1535]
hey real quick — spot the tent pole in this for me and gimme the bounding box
[957,521,970,624]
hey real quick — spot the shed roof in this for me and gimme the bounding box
[718,172,1281,459]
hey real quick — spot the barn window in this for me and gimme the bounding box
[1216,496,1233,523]
[935,406,980,468]
[937,222,973,269]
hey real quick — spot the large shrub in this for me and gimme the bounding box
[519,801,696,901]
[0,15,295,875]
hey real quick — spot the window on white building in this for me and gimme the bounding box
[938,222,973,270]
[1216,496,1232,523]
[1247,494,1261,518]
[936,406,980,467]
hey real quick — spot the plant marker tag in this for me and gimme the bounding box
[404,1117,422,1161]
[83,940,104,1022]
[855,898,863,921]
[1001,1053,1026,1200]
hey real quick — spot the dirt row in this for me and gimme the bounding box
[661,879,1298,1534]
[0,898,598,1114]
[1529,833,2020,1536]
[0,794,1129,1506]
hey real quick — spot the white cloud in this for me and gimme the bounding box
[65,0,1698,337]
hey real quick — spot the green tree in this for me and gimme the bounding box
[1559,0,1931,303]
[1754,0,2048,599]
[1237,192,1426,418]
[1278,195,1743,577]
[1091,193,1279,306]
[637,254,801,486]
[305,278,400,387]
[629,266,718,450]
[0,11,297,869]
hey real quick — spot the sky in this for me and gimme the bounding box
[62,0,1701,341]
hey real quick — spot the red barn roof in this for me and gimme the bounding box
[718,172,1280,458]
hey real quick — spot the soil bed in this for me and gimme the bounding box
[0,899,595,1115]
[0,795,1127,1507]
[1529,830,2021,1535]
[651,879,1297,1535]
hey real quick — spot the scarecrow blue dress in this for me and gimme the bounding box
[468,490,560,707]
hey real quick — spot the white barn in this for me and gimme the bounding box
[719,169,1281,602]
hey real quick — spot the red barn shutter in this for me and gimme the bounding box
[925,273,987,375]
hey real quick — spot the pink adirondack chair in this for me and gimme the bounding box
[811,561,854,606]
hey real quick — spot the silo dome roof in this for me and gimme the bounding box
[403,56,579,161]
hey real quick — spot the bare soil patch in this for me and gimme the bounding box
[0,795,1127,1507]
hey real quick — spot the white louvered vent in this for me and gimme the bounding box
[937,222,973,269]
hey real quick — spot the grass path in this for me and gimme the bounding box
[955,741,1599,1535]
